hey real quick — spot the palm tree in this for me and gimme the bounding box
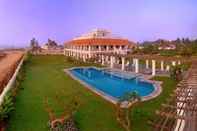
[116,91,141,131]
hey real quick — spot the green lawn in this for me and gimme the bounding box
[131,77,177,131]
[7,55,177,131]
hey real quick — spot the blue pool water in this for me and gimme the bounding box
[70,67,155,99]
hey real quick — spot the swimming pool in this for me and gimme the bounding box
[68,67,155,101]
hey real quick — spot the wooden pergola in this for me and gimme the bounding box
[149,60,197,131]
[98,53,196,63]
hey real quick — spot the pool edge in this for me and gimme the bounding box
[64,67,118,105]
[64,66,162,108]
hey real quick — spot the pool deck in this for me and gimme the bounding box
[105,68,163,101]
[64,66,162,108]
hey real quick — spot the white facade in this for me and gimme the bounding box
[64,29,135,60]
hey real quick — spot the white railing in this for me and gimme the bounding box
[64,48,129,54]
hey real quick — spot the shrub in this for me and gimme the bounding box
[86,58,97,63]
[170,65,183,81]
[0,93,14,121]
[178,47,192,57]
[116,91,141,131]
[45,95,81,131]
[65,57,75,63]
[65,57,85,65]
[48,117,79,131]
[0,53,28,121]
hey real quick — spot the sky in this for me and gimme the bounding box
[0,0,197,47]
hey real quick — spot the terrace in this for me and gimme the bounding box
[66,52,187,78]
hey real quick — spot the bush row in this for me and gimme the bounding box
[0,53,29,129]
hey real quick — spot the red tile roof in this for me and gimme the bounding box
[65,38,135,46]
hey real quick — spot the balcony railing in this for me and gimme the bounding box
[65,48,130,55]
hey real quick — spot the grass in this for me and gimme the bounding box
[7,55,177,131]
[131,77,177,131]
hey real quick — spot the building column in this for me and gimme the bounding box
[135,58,139,73]
[110,56,114,68]
[119,46,122,54]
[172,61,176,66]
[161,61,164,71]
[78,53,80,59]
[133,58,136,66]
[88,46,91,58]
[63,49,66,56]
[75,52,77,59]
[99,46,102,52]
[83,55,86,62]
[105,56,109,64]
[70,51,72,56]
[106,46,109,51]
[126,60,129,66]
[75,52,77,57]
[146,60,149,69]
[178,60,181,65]
[116,57,119,64]
[121,57,125,71]
[76,53,79,59]
[101,55,104,65]
[166,65,170,71]
[113,45,116,53]
[80,52,82,59]
[114,56,117,64]
[79,46,82,59]
[71,51,73,57]
[152,60,156,76]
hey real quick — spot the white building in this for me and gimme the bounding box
[158,44,176,50]
[64,29,135,61]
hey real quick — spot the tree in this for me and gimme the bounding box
[175,38,181,44]
[170,65,183,81]
[116,91,141,131]
[30,38,39,48]
[30,38,41,54]
[178,47,192,57]
[131,46,142,54]
[47,39,58,47]
[141,44,159,54]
